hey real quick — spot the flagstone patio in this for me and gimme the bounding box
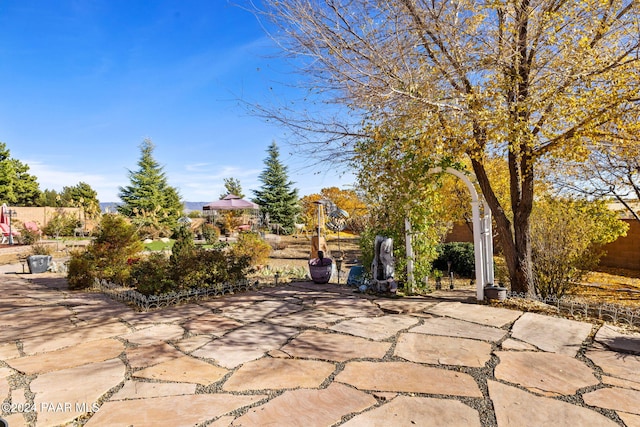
[0,265,639,426]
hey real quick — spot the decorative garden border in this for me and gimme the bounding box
[508,291,640,329]
[94,278,270,312]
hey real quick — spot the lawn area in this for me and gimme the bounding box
[143,239,174,251]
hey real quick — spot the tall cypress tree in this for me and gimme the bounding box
[118,139,183,235]
[252,142,300,233]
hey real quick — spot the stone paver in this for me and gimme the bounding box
[181,312,243,336]
[0,372,10,404]
[121,303,212,326]
[594,324,640,354]
[602,375,640,391]
[586,348,640,384]
[582,387,640,415]
[223,357,335,391]
[192,322,299,368]
[86,394,267,427]
[395,333,493,367]
[265,308,344,328]
[311,297,385,317]
[174,335,212,353]
[0,342,20,360]
[111,380,197,400]
[31,358,125,427]
[133,355,228,385]
[373,298,437,314]
[488,380,619,427]
[511,312,593,356]
[0,269,637,427]
[2,413,27,427]
[336,361,482,397]
[7,338,124,374]
[494,351,599,396]
[120,324,185,345]
[410,316,507,342]
[125,342,185,369]
[618,412,640,427]
[281,330,390,362]
[21,321,130,354]
[329,314,419,340]
[500,338,537,350]
[341,396,482,427]
[230,383,376,427]
[219,299,303,323]
[426,301,522,327]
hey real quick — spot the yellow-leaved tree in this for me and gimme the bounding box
[253,0,640,295]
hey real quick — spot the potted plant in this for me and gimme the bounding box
[27,244,53,274]
[309,250,333,284]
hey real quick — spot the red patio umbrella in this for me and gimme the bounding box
[0,204,7,225]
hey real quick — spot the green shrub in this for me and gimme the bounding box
[20,226,40,245]
[170,224,195,264]
[531,197,628,298]
[201,223,220,245]
[432,242,475,278]
[67,251,96,290]
[170,247,251,289]
[43,212,80,238]
[91,214,144,284]
[30,243,53,256]
[130,253,174,295]
[230,232,271,267]
[67,214,143,286]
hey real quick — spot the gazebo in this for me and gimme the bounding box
[202,194,260,232]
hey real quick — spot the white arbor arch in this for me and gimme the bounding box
[427,167,494,301]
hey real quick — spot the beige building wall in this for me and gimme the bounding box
[446,218,640,271]
[599,219,640,271]
[9,207,83,230]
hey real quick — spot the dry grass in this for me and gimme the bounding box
[265,233,361,271]
[569,268,640,309]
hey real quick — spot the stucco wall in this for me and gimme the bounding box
[446,218,640,271]
[8,207,83,230]
[599,219,640,271]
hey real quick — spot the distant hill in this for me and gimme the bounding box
[183,202,210,213]
[100,202,210,214]
[100,202,120,213]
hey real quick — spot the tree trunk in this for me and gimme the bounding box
[471,157,535,296]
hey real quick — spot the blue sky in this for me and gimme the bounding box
[0,1,353,202]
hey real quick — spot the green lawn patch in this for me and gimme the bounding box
[144,240,175,251]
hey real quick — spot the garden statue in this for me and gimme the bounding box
[371,235,397,293]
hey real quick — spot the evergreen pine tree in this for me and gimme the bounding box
[118,139,183,236]
[0,142,41,206]
[220,177,244,199]
[252,142,300,234]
